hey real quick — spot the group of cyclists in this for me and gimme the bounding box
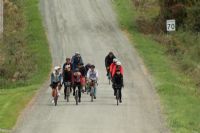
[50,52,98,104]
[50,51,124,105]
[105,52,124,103]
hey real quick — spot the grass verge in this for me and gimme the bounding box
[0,0,51,129]
[113,0,200,132]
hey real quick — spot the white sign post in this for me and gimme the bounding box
[166,19,176,32]
[0,0,3,36]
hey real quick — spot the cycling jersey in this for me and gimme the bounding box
[73,72,82,83]
[51,71,62,84]
[87,69,98,81]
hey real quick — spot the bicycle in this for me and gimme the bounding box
[64,82,71,102]
[52,85,59,106]
[74,85,79,105]
[88,80,97,102]
[114,85,122,106]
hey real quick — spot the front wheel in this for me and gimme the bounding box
[90,87,94,102]
[54,96,58,106]
[75,90,78,105]
[66,87,70,102]
[116,90,119,106]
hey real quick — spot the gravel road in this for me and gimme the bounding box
[12,0,169,133]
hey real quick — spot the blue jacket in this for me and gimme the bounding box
[51,72,62,84]
[71,55,83,71]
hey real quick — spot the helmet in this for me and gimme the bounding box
[116,61,121,66]
[91,65,95,68]
[113,58,118,63]
[54,66,61,71]
[75,52,80,55]
[109,51,113,55]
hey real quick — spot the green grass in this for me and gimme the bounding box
[0,86,37,129]
[113,0,200,132]
[0,0,51,129]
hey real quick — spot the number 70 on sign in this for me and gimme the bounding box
[166,19,176,32]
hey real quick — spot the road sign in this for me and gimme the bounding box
[166,19,176,32]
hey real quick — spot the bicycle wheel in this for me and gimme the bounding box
[53,89,58,106]
[75,90,78,105]
[116,90,119,106]
[90,87,94,102]
[66,87,70,102]
[54,96,58,106]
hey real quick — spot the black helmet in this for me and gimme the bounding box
[109,51,113,55]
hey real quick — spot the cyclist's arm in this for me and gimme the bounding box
[86,70,90,79]
[105,56,108,67]
[120,66,124,75]
[51,73,54,84]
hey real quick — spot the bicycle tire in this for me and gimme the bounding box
[75,90,78,105]
[116,90,119,106]
[54,96,58,106]
[66,86,70,102]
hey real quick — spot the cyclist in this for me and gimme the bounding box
[105,52,116,76]
[72,68,82,102]
[113,70,124,103]
[109,58,118,79]
[62,57,72,73]
[71,52,84,71]
[50,66,62,103]
[85,63,91,93]
[63,65,73,100]
[87,65,98,99]
[111,61,124,78]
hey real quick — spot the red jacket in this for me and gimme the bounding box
[111,65,124,77]
[109,63,116,73]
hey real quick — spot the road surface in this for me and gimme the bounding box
[12,0,169,133]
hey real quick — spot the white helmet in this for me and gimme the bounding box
[113,58,118,63]
[116,61,121,66]
[75,52,80,55]
[54,66,61,71]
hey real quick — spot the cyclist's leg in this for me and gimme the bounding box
[73,84,76,96]
[64,85,67,98]
[119,87,122,100]
[113,85,117,96]
[78,83,81,99]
